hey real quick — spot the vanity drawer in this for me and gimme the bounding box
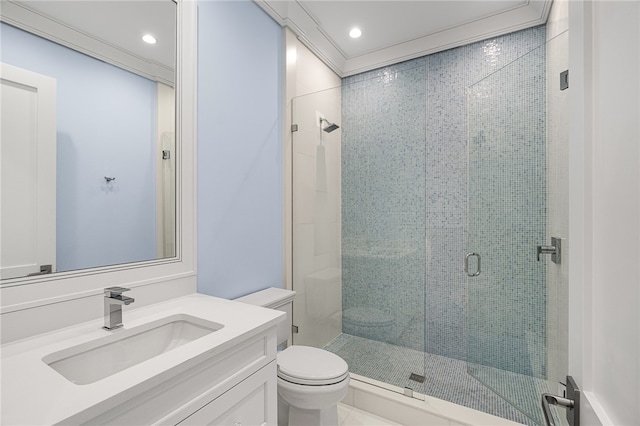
[178,361,276,426]
[80,329,277,425]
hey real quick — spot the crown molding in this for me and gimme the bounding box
[255,0,552,78]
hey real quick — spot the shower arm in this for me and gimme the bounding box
[319,117,340,133]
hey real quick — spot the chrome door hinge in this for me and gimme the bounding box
[291,124,299,133]
[560,70,569,90]
[27,264,52,276]
[292,325,299,334]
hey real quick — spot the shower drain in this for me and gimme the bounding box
[409,373,425,383]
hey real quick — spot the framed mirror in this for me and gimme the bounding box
[1,0,177,281]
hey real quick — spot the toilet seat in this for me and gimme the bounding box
[277,346,349,386]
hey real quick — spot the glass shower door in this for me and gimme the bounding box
[291,68,429,397]
[466,43,555,425]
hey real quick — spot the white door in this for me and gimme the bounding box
[1,63,56,279]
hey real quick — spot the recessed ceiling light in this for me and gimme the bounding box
[349,28,362,39]
[142,34,157,44]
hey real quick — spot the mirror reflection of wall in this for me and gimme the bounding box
[0,1,176,280]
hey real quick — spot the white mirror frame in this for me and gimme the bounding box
[0,0,197,319]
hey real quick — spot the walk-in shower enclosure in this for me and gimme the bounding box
[292,24,568,426]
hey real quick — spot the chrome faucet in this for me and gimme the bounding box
[103,287,135,330]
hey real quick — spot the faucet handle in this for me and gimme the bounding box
[104,286,131,297]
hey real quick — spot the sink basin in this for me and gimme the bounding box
[43,314,224,385]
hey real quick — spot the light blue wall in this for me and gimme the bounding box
[1,23,157,272]
[197,1,284,299]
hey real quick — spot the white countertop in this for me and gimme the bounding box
[0,293,284,425]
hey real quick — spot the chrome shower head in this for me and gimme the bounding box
[320,118,340,133]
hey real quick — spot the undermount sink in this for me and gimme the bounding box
[43,314,224,385]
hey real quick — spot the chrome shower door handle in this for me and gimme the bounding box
[542,394,574,426]
[541,375,580,426]
[464,252,481,277]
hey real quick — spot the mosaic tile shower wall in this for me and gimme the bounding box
[341,26,547,375]
[341,59,428,353]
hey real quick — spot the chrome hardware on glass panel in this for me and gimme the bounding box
[103,286,135,330]
[464,252,481,277]
[541,375,580,426]
[537,237,561,264]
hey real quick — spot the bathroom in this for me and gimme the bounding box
[1,0,638,425]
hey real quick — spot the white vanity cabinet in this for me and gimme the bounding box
[178,360,276,425]
[0,295,284,426]
[81,328,279,425]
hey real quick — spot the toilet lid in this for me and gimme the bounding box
[277,346,349,386]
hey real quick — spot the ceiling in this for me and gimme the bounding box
[19,1,176,68]
[1,1,175,84]
[2,0,551,81]
[256,0,552,77]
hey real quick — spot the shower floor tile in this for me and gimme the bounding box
[325,334,554,426]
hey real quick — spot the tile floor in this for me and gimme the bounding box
[326,334,554,426]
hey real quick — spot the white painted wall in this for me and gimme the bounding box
[588,2,639,423]
[569,1,640,424]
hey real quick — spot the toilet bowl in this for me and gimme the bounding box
[235,288,350,426]
[277,345,349,426]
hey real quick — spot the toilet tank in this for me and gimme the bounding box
[235,288,296,349]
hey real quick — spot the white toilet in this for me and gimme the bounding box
[236,288,350,426]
